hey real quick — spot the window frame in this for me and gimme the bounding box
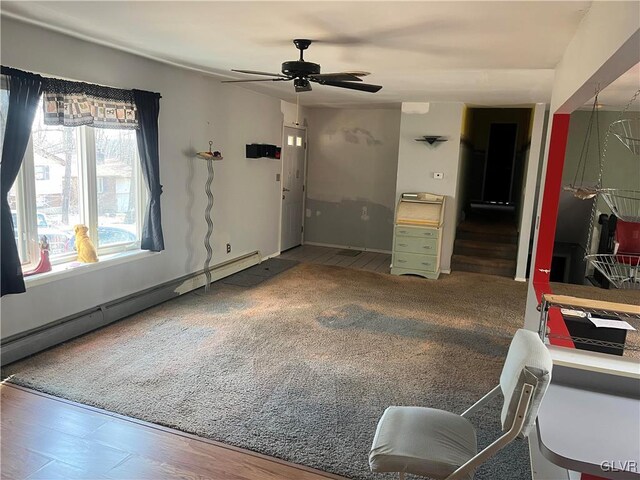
[96,176,104,194]
[14,111,146,269]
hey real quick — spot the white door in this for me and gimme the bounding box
[281,126,306,251]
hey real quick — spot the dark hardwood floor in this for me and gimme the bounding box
[279,245,391,274]
[0,384,345,480]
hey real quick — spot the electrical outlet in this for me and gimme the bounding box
[433,172,444,179]
[226,243,231,254]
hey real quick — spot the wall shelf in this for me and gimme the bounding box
[415,135,448,145]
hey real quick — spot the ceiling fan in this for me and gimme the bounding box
[222,39,382,93]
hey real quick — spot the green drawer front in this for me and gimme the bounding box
[395,226,439,239]
[395,236,438,254]
[393,251,437,272]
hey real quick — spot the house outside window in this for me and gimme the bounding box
[34,165,50,181]
[5,97,145,267]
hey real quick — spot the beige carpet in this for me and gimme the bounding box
[5,263,531,479]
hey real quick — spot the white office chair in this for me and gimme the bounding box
[369,329,552,480]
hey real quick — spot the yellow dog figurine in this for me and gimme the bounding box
[74,224,98,263]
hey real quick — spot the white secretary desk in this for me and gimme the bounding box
[390,193,445,280]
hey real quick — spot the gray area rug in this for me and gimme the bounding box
[5,263,530,479]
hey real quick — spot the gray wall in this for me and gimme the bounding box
[304,107,401,251]
[395,102,465,272]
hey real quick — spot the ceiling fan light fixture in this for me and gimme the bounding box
[294,78,312,93]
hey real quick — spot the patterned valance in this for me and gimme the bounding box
[1,66,150,129]
[42,77,138,129]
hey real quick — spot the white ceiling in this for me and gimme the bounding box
[2,1,594,107]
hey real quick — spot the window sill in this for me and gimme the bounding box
[24,250,160,288]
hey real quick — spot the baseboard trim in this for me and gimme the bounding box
[303,241,391,255]
[263,251,282,260]
[1,251,261,365]
[172,251,261,295]
[514,276,528,282]
[441,269,451,274]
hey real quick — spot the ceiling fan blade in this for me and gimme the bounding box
[222,78,290,83]
[231,69,287,78]
[309,72,363,82]
[314,79,382,93]
[344,71,370,78]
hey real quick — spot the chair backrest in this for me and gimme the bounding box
[499,329,553,437]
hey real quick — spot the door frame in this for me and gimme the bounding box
[515,104,546,282]
[279,125,308,253]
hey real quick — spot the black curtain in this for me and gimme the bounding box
[133,89,164,251]
[1,67,44,296]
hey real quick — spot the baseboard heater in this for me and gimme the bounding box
[1,251,261,366]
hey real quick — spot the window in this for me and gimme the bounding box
[35,165,50,181]
[8,97,145,268]
[94,129,140,248]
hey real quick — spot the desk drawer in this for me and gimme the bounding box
[395,226,439,239]
[395,236,438,254]
[393,251,437,272]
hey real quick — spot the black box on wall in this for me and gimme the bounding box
[246,143,263,158]
[263,144,277,158]
[246,143,278,159]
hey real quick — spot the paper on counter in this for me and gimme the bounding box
[588,315,636,331]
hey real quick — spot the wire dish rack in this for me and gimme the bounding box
[538,294,640,354]
[599,188,640,223]
[586,253,640,290]
[610,118,640,155]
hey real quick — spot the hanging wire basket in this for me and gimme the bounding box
[610,118,640,155]
[599,188,640,222]
[586,253,640,289]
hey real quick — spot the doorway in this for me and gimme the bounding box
[484,123,518,204]
[280,126,306,251]
[453,108,533,277]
